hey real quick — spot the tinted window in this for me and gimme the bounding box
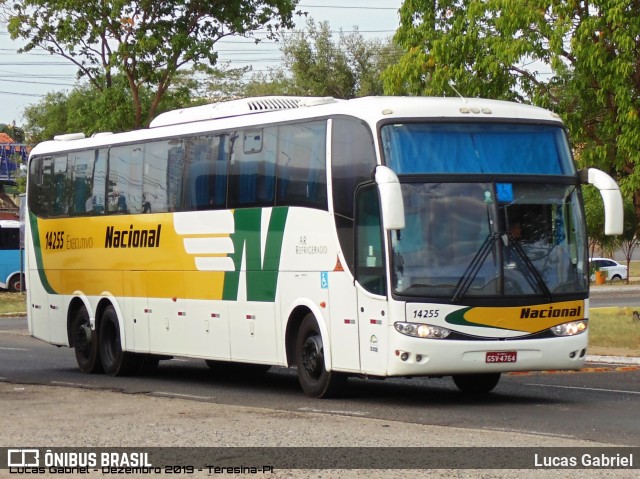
[229,127,276,207]
[182,134,228,210]
[143,140,183,213]
[69,150,94,215]
[0,227,19,250]
[355,184,386,296]
[331,118,376,219]
[108,145,143,213]
[277,121,327,209]
[382,123,575,175]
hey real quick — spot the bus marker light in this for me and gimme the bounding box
[320,301,326,308]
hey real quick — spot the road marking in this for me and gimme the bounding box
[152,391,215,401]
[525,383,640,395]
[0,346,28,351]
[297,407,368,417]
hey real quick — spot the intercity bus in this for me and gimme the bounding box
[0,219,23,292]
[25,96,623,397]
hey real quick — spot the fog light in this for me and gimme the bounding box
[415,354,423,362]
[569,351,576,359]
[400,352,409,361]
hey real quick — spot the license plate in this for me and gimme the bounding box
[486,351,517,363]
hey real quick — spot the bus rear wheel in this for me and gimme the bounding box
[452,373,501,394]
[8,273,24,292]
[295,314,346,398]
[71,305,102,374]
[98,305,140,376]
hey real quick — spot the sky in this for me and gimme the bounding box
[0,1,403,127]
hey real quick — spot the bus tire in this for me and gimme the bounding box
[71,305,102,374]
[452,373,501,394]
[98,305,140,376]
[8,273,24,292]
[295,314,346,398]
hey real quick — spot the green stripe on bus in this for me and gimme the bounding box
[28,213,57,294]
[223,207,288,302]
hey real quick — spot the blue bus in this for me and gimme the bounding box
[0,219,23,291]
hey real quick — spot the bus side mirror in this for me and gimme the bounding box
[375,166,405,231]
[580,168,623,235]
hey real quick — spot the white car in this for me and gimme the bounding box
[589,258,628,282]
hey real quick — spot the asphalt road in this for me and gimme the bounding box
[1,316,640,449]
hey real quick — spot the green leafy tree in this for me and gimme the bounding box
[384,0,640,223]
[244,19,401,98]
[4,0,299,128]
[23,73,196,142]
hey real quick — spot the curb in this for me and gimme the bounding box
[586,355,640,365]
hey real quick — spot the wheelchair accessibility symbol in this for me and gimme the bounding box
[320,272,328,289]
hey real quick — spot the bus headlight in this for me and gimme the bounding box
[394,322,451,339]
[550,320,588,337]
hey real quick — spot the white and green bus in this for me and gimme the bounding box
[25,96,623,397]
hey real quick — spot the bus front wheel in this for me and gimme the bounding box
[98,305,140,376]
[71,305,102,374]
[452,373,501,394]
[295,314,346,398]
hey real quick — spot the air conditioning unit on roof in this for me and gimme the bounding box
[150,96,336,128]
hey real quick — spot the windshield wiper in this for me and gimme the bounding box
[451,233,553,302]
[506,234,552,301]
[452,233,500,302]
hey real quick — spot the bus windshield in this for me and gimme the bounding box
[381,123,575,175]
[390,181,588,299]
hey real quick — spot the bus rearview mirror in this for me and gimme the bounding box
[375,166,405,231]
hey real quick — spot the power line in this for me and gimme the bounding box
[298,4,397,9]
[0,89,43,97]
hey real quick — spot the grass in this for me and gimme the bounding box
[0,292,27,315]
[630,260,640,278]
[589,307,640,353]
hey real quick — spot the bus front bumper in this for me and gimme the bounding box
[386,333,589,377]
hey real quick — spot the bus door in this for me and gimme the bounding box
[355,184,389,375]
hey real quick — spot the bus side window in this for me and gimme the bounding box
[108,145,143,214]
[229,128,276,208]
[277,121,327,209]
[183,135,227,210]
[331,118,377,274]
[0,226,19,250]
[90,149,107,214]
[69,150,95,215]
[52,155,69,216]
[28,156,52,217]
[355,184,386,296]
[143,140,183,214]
